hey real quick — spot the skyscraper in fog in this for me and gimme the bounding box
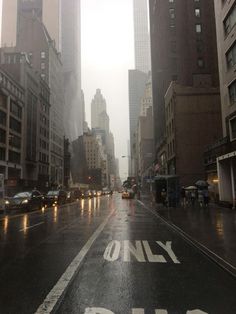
[133,0,151,74]
[1,0,83,141]
[61,0,83,140]
[91,89,107,131]
[1,0,61,51]
[129,0,151,175]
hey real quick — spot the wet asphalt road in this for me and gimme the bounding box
[0,195,236,314]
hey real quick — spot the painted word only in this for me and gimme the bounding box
[103,241,180,263]
[84,308,207,314]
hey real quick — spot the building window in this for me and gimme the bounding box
[196,24,202,33]
[169,8,175,19]
[230,116,236,140]
[9,150,20,164]
[41,51,46,59]
[41,62,45,70]
[10,117,21,133]
[169,0,174,2]
[196,39,204,53]
[229,80,236,105]
[226,42,236,69]
[0,110,6,126]
[0,147,5,161]
[41,73,46,80]
[224,4,236,36]
[10,101,22,119]
[195,9,200,17]
[171,41,177,53]
[197,58,204,68]
[0,129,6,144]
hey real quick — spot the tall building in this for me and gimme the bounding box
[1,0,18,47]
[0,49,51,191]
[1,0,61,51]
[0,67,24,195]
[15,10,65,187]
[91,89,107,130]
[61,0,82,140]
[128,0,151,176]
[133,0,151,73]
[205,0,236,206]
[149,0,219,149]
[129,69,147,176]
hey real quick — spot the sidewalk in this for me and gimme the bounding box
[141,194,236,270]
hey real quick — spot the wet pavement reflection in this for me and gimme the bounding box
[142,196,236,268]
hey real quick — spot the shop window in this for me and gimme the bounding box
[230,116,236,140]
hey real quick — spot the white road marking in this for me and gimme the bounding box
[156,241,180,264]
[132,309,144,314]
[142,241,166,263]
[124,240,146,262]
[84,309,207,314]
[187,311,207,314]
[103,240,121,262]
[19,222,44,232]
[35,208,115,314]
[85,308,114,314]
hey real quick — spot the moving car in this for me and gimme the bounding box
[44,190,67,206]
[122,189,135,199]
[84,190,93,198]
[5,190,44,212]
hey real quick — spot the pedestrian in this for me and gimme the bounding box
[190,190,196,207]
[180,187,186,207]
[198,190,204,207]
[161,188,167,207]
[203,189,209,207]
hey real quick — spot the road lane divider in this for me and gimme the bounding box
[19,221,44,232]
[35,207,116,314]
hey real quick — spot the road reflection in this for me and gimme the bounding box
[215,212,224,239]
[22,214,28,235]
[53,206,58,223]
[3,216,8,235]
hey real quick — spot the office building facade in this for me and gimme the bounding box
[149,0,219,149]
[133,0,151,73]
[206,0,236,206]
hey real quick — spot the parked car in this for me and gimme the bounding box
[5,190,44,212]
[92,190,97,197]
[44,190,67,206]
[122,189,135,199]
[84,190,93,198]
[97,190,102,196]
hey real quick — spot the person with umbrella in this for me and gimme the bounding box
[195,180,209,207]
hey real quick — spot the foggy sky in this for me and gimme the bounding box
[81,0,134,180]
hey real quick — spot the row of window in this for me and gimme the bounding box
[40,126,49,139]
[39,152,49,163]
[40,138,49,150]
[167,140,175,159]
[224,3,236,37]
[0,72,24,100]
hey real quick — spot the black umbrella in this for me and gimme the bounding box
[195,180,209,187]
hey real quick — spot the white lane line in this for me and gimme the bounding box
[35,208,116,314]
[19,222,45,232]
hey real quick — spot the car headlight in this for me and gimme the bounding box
[22,199,29,204]
[54,196,58,200]
[5,200,9,205]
